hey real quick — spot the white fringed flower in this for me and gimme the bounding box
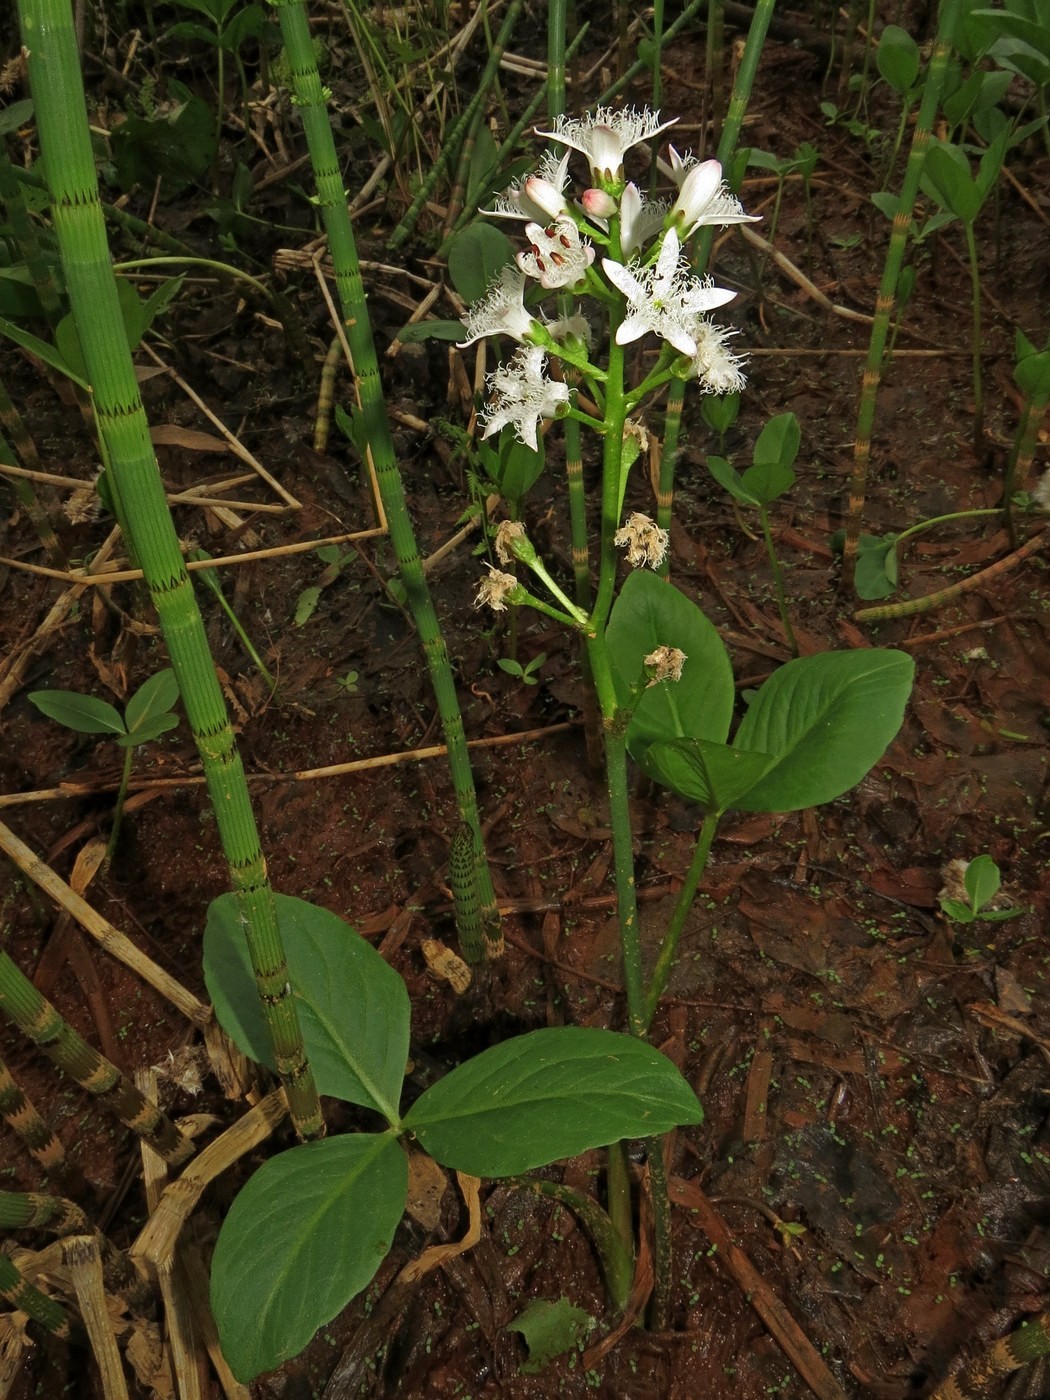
[474,566,520,613]
[517,218,595,289]
[688,319,748,395]
[666,149,760,237]
[602,229,737,357]
[479,346,570,450]
[459,267,539,348]
[614,511,669,569]
[536,105,678,184]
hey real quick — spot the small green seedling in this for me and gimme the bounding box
[29,670,180,863]
[294,545,357,627]
[334,669,360,694]
[706,411,801,655]
[497,651,546,686]
[939,855,1023,925]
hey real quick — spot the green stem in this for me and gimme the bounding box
[644,812,720,1031]
[606,1138,636,1285]
[519,1177,634,1311]
[963,219,984,454]
[104,743,134,867]
[759,505,798,656]
[18,0,324,1141]
[644,1135,673,1329]
[0,1189,87,1232]
[272,0,502,951]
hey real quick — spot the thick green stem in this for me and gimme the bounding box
[520,1177,634,1311]
[0,1189,86,1232]
[18,0,324,1140]
[272,0,502,950]
[605,1138,636,1284]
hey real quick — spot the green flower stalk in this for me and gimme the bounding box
[16,0,323,1141]
[270,0,503,955]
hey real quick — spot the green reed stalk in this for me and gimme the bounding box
[656,0,775,568]
[271,0,502,953]
[842,0,962,582]
[0,1053,68,1176]
[0,949,193,1164]
[17,0,324,1141]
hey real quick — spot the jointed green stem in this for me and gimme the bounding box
[0,1053,68,1176]
[0,1190,87,1233]
[18,0,324,1141]
[0,949,193,1165]
[843,0,963,577]
[0,1253,75,1339]
[854,529,1046,623]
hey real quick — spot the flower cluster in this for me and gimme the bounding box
[461,105,756,453]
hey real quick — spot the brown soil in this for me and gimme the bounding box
[1,6,1049,1399]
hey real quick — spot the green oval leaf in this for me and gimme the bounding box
[964,854,1000,912]
[643,738,772,812]
[403,1027,702,1177]
[733,650,914,812]
[28,689,126,736]
[124,668,180,736]
[877,24,921,93]
[204,893,409,1120]
[446,223,515,305]
[752,412,801,472]
[606,571,735,756]
[211,1133,407,1382]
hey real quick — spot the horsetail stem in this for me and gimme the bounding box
[0,1054,68,1175]
[16,0,324,1141]
[0,949,194,1165]
[853,529,1046,623]
[0,1189,87,1233]
[0,1253,75,1339]
[842,0,962,579]
[271,0,503,952]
